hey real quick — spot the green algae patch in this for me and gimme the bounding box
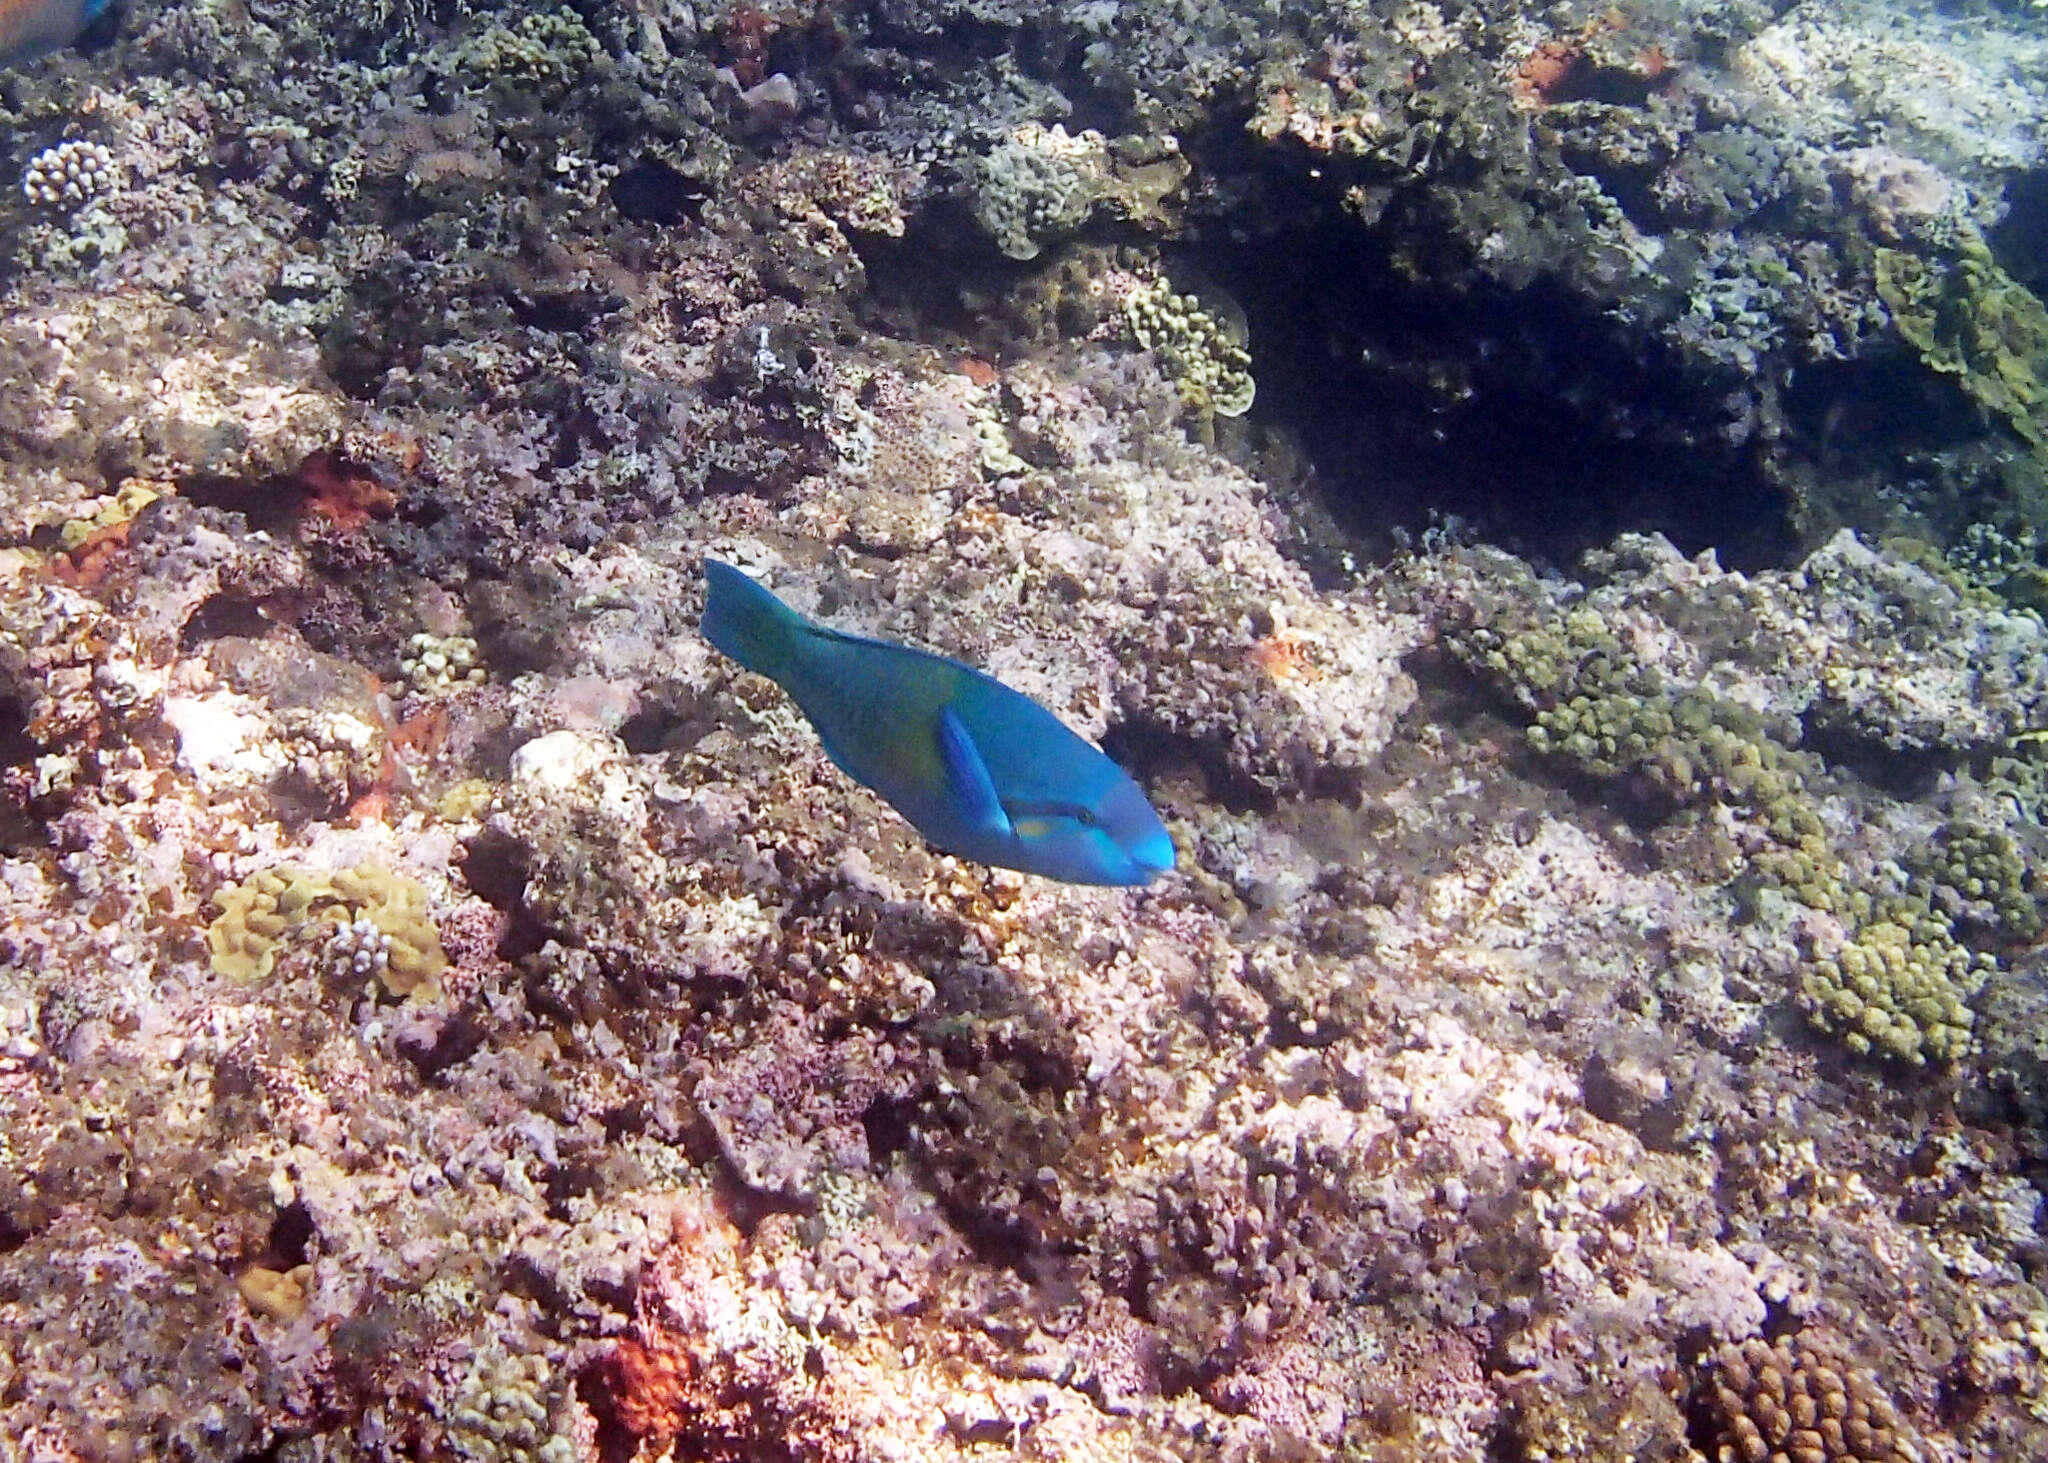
[1876,237,2048,449]
[207,862,447,998]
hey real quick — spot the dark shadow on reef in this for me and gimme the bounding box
[855,161,1815,573]
[1195,208,1800,571]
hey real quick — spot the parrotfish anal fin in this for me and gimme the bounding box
[811,720,861,781]
[938,707,1012,839]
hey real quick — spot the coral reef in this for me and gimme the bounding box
[2,0,2048,1461]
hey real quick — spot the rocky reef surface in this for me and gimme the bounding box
[3,1,2048,1460]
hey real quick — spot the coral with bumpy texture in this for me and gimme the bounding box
[437,7,601,97]
[1695,1334,1921,1463]
[1122,276,1256,418]
[20,140,117,211]
[971,123,1111,261]
[1913,820,2043,943]
[207,862,447,997]
[403,632,487,696]
[1800,894,1991,1065]
[445,1344,578,1463]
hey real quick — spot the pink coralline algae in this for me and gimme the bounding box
[688,999,932,1198]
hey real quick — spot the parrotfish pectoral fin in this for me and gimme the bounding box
[937,706,1013,840]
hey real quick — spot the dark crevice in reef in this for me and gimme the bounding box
[856,135,1810,570]
[1106,717,1275,816]
[848,197,1025,340]
[179,593,273,652]
[256,1200,316,1272]
[458,826,552,962]
[1779,352,1989,481]
[1185,207,1799,572]
[0,692,50,853]
[1797,713,1953,803]
[1991,165,2048,295]
[181,471,304,535]
[851,39,2000,578]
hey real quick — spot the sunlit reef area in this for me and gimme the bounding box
[3,1,2048,1459]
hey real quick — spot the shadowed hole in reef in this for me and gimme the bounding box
[458,826,551,961]
[0,694,45,853]
[1187,211,1799,571]
[1992,165,2048,295]
[257,1200,315,1271]
[852,193,1802,569]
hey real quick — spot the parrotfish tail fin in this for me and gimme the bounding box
[702,560,805,682]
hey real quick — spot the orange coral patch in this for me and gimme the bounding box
[49,520,133,589]
[1249,633,1321,683]
[295,451,397,532]
[1512,40,1585,108]
[596,1336,694,1442]
[390,702,452,757]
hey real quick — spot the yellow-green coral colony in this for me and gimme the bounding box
[1474,617,1817,834]
[207,863,447,998]
[1123,278,1256,419]
[438,7,599,95]
[1875,235,2048,449]
[1913,821,2044,942]
[1801,896,1990,1065]
[1455,610,2014,1066]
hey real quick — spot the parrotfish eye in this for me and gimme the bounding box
[1010,799,1101,833]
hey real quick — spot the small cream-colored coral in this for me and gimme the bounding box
[402,632,488,695]
[21,140,119,211]
[445,1344,577,1463]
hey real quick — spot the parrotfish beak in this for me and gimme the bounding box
[1130,826,1176,881]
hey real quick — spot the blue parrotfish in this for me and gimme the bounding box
[0,0,109,70]
[701,560,1175,886]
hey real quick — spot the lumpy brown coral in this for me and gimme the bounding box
[1693,1335,1920,1463]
